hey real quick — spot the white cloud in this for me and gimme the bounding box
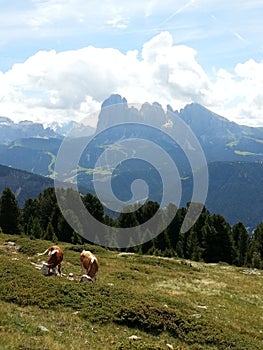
[205,59,263,126]
[0,31,263,127]
[106,16,129,29]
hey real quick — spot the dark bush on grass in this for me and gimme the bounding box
[115,301,190,337]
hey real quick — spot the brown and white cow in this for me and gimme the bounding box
[38,245,64,276]
[80,250,98,282]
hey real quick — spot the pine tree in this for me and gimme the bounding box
[154,228,172,255]
[203,214,233,264]
[137,201,159,223]
[232,222,250,266]
[42,221,58,243]
[82,192,104,222]
[187,229,203,261]
[57,211,74,243]
[117,206,139,228]
[29,216,43,239]
[139,228,154,254]
[71,231,83,245]
[252,222,263,264]
[22,198,39,233]
[38,187,57,231]
[167,207,186,251]
[202,222,218,263]
[0,188,21,234]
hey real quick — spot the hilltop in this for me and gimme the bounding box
[0,233,262,349]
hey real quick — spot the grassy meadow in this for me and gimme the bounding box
[0,233,262,349]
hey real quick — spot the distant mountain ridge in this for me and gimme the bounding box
[0,117,58,144]
[0,164,55,206]
[0,117,95,144]
[0,94,263,229]
[96,94,263,163]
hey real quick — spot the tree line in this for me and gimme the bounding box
[0,186,263,269]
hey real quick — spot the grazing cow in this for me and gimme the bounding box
[80,250,98,282]
[38,245,64,276]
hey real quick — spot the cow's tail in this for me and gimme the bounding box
[37,248,49,256]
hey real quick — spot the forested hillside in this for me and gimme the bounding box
[0,164,55,206]
[0,160,263,230]
[0,186,263,269]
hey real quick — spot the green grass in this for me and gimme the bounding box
[0,233,263,349]
[46,152,56,178]
[234,150,262,156]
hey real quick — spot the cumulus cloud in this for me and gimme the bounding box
[206,59,263,126]
[0,31,263,127]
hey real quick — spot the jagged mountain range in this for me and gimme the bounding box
[97,95,263,163]
[0,116,95,144]
[0,94,263,230]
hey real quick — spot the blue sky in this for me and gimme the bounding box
[0,0,263,127]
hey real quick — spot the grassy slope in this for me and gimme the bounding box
[0,234,263,350]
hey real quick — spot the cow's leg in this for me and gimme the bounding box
[93,272,97,281]
[85,262,92,276]
[57,263,62,276]
[81,263,88,276]
[46,264,52,275]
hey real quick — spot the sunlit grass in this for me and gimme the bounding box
[0,233,263,349]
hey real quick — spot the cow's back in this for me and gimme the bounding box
[80,250,98,279]
[47,246,63,267]
[88,256,99,279]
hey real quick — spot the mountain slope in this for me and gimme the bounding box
[0,95,263,227]
[0,164,55,206]
[177,102,263,162]
[0,233,262,349]
[0,137,62,176]
[0,159,262,229]
[205,161,263,228]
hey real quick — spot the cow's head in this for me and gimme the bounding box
[80,274,93,283]
[41,262,57,276]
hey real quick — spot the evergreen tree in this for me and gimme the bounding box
[252,222,263,263]
[232,222,250,266]
[104,215,117,247]
[82,192,104,222]
[117,205,141,249]
[203,214,233,264]
[71,231,83,245]
[38,187,57,231]
[154,228,173,256]
[136,201,159,224]
[57,211,74,243]
[104,215,116,227]
[22,198,39,233]
[176,229,191,259]
[139,228,155,254]
[183,206,210,262]
[50,204,61,238]
[42,221,58,243]
[202,222,218,263]
[167,207,186,251]
[0,188,21,234]
[117,205,139,228]
[187,229,203,261]
[29,216,43,239]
